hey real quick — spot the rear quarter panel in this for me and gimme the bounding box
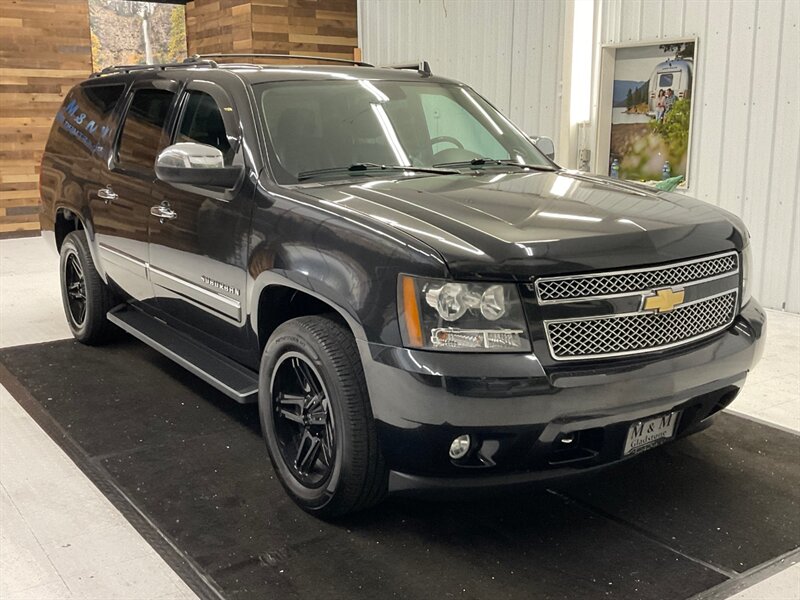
[39,80,128,269]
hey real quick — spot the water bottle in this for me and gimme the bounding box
[662,161,671,180]
[610,158,620,179]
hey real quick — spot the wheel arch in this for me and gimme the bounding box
[54,207,84,251]
[54,206,107,280]
[251,272,368,352]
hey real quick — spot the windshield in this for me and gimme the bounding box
[255,79,551,183]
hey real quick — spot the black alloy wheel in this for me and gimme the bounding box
[59,230,117,344]
[64,251,87,327]
[259,315,388,518]
[271,352,337,487]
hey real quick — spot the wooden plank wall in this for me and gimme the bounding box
[186,0,357,61]
[251,0,357,59]
[186,0,253,55]
[0,0,356,236]
[0,0,93,236]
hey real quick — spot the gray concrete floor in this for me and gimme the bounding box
[1,239,196,599]
[1,236,798,599]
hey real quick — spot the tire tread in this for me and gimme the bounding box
[61,231,117,345]
[264,315,387,517]
[295,315,388,515]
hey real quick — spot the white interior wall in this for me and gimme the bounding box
[358,0,799,313]
[598,0,800,312]
[358,0,566,142]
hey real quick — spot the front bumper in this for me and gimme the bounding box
[358,300,767,495]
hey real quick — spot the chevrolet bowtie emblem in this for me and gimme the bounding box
[641,287,685,313]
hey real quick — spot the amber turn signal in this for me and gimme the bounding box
[400,275,424,347]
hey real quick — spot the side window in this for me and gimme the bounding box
[84,85,124,114]
[176,91,233,163]
[50,84,124,156]
[419,93,508,159]
[117,89,175,169]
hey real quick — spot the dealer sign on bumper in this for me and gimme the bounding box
[624,411,680,456]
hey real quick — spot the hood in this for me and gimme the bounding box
[299,170,745,280]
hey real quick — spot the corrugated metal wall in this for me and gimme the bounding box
[600,0,800,312]
[358,0,799,312]
[358,0,566,140]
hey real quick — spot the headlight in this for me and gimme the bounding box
[398,275,531,352]
[741,244,752,306]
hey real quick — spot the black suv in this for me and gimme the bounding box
[40,55,766,517]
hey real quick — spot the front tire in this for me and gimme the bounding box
[259,315,387,518]
[59,231,117,345]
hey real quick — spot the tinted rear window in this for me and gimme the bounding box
[117,89,175,169]
[50,83,124,156]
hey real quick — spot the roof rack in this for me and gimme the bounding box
[385,61,433,77]
[89,56,218,78]
[88,54,432,79]
[195,53,374,67]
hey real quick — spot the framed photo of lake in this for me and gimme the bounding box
[596,39,697,187]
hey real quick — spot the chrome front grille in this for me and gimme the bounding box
[544,291,738,361]
[535,252,738,303]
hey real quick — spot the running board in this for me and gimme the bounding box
[107,305,258,404]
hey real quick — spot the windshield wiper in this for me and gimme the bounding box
[297,162,459,181]
[433,158,557,171]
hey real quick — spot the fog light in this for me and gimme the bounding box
[449,434,471,459]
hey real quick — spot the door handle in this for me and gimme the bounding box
[97,187,118,203]
[150,203,177,223]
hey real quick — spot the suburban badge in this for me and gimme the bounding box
[201,275,240,296]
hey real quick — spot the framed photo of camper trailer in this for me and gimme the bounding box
[594,38,698,188]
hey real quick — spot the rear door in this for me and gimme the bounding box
[670,71,683,94]
[94,79,179,301]
[147,78,255,360]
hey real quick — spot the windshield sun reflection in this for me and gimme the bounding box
[256,78,553,184]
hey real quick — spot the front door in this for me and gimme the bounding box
[148,80,254,362]
[94,81,179,301]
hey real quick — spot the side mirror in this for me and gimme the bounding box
[155,142,243,189]
[529,135,556,161]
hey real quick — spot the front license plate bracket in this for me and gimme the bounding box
[623,410,681,456]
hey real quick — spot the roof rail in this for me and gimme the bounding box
[89,56,218,78]
[385,61,432,77]
[194,53,374,67]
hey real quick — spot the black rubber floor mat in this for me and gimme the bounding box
[2,338,798,600]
